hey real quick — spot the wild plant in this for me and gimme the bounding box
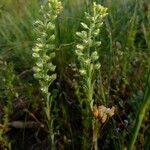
[75,2,109,149]
[32,0,62,148]
[0,60,16,150]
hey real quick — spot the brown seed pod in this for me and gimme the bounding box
[92,105,115,123]
[101,114,107,123]
[107,106,115,117]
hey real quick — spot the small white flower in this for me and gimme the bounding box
[79,69,86,76]
[91,51,99,61]
[94,63,101,70]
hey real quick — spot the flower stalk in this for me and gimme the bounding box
[32,0,62,148]
[75,2,108,149]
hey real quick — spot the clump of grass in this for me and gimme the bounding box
[32,0,62,148]
[0,0,39,71]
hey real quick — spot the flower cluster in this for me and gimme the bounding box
[75,2,108,110]
[92,105,115,123]
[32,0,62,94]
[75,2,108,77]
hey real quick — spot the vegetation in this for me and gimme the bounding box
[0,0,150,149]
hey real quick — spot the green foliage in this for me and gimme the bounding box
[0,60,17,149]
[0,0,39,71]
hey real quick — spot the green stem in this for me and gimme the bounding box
[45,92,55,150]
[92,120,99,150]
